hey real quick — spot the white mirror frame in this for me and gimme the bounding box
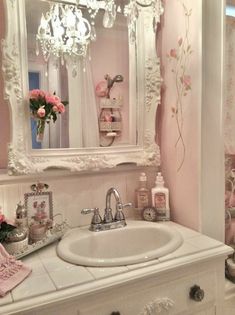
[2,0,163,175]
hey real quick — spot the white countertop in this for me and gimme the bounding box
[0,221,232,314]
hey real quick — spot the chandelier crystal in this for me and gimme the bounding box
[36,0,163,66]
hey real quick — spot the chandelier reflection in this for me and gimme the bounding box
[36,0,163,66]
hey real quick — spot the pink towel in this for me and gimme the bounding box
[0,244,31,297]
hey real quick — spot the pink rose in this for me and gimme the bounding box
[45,95,55,105]
[52,105,59,112]
[37,107,46,118]
[57,103,65,113]
[29,89,45,99]
[0,213,5,224]
[53,95,61,103]
[170,49,177,58]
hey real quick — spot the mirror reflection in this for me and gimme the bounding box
[25,0,131,149]
[2,0,162,175]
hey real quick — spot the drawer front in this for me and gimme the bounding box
[77,271,216,315]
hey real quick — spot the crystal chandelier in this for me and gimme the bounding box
[36,0,163,65]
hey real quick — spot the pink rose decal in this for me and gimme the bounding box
[166,2,192,172]
[170,49,177,58]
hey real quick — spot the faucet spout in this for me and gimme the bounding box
[105,187,132,223]
[106,187,121,209]
[104,188,121,223]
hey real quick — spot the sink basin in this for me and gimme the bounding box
[57,220,183,267]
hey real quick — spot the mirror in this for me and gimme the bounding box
[2,0,163,175]
[26,0,130,149]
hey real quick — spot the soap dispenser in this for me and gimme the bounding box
[151,172,170,221]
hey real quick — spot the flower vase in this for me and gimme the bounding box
[36,119,45,142]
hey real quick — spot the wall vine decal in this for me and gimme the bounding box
[167,1,192,171]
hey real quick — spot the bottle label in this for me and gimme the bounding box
[154,192,166,209]
[154,192,170,220]
[137,192,149,208]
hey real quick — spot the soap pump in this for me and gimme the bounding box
[151,172,170,221]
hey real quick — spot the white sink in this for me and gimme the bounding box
[57,220,183,267]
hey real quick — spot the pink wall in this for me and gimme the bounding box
[159,0,201,230]
[0,1,10,169]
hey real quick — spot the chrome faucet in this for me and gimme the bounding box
[81,187,132,232]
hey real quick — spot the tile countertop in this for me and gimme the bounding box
[0,221,232,314]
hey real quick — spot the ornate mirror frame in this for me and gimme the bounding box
[2,0,163,175]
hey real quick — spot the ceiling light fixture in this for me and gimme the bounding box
[36,0,163,67]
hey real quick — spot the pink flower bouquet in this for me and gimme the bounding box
[29,89,68,122]
[29,89,68,141]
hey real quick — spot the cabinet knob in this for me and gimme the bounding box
[110,312,120,315]
[189,285,205,302]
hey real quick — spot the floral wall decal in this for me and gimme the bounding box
[167,2,192,171]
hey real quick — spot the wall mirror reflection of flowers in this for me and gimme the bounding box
[29,89,68,143]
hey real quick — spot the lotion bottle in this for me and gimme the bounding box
[151,172,170,221]
[135,172,150,209]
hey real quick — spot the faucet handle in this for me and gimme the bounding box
[116,202,132,211]
[115,202,132,221]
[81,207,102,224]
[123,202,132,209]
[81,208,94,215]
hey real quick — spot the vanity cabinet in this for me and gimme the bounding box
[17,256,226,315]
[2,222,231,315]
